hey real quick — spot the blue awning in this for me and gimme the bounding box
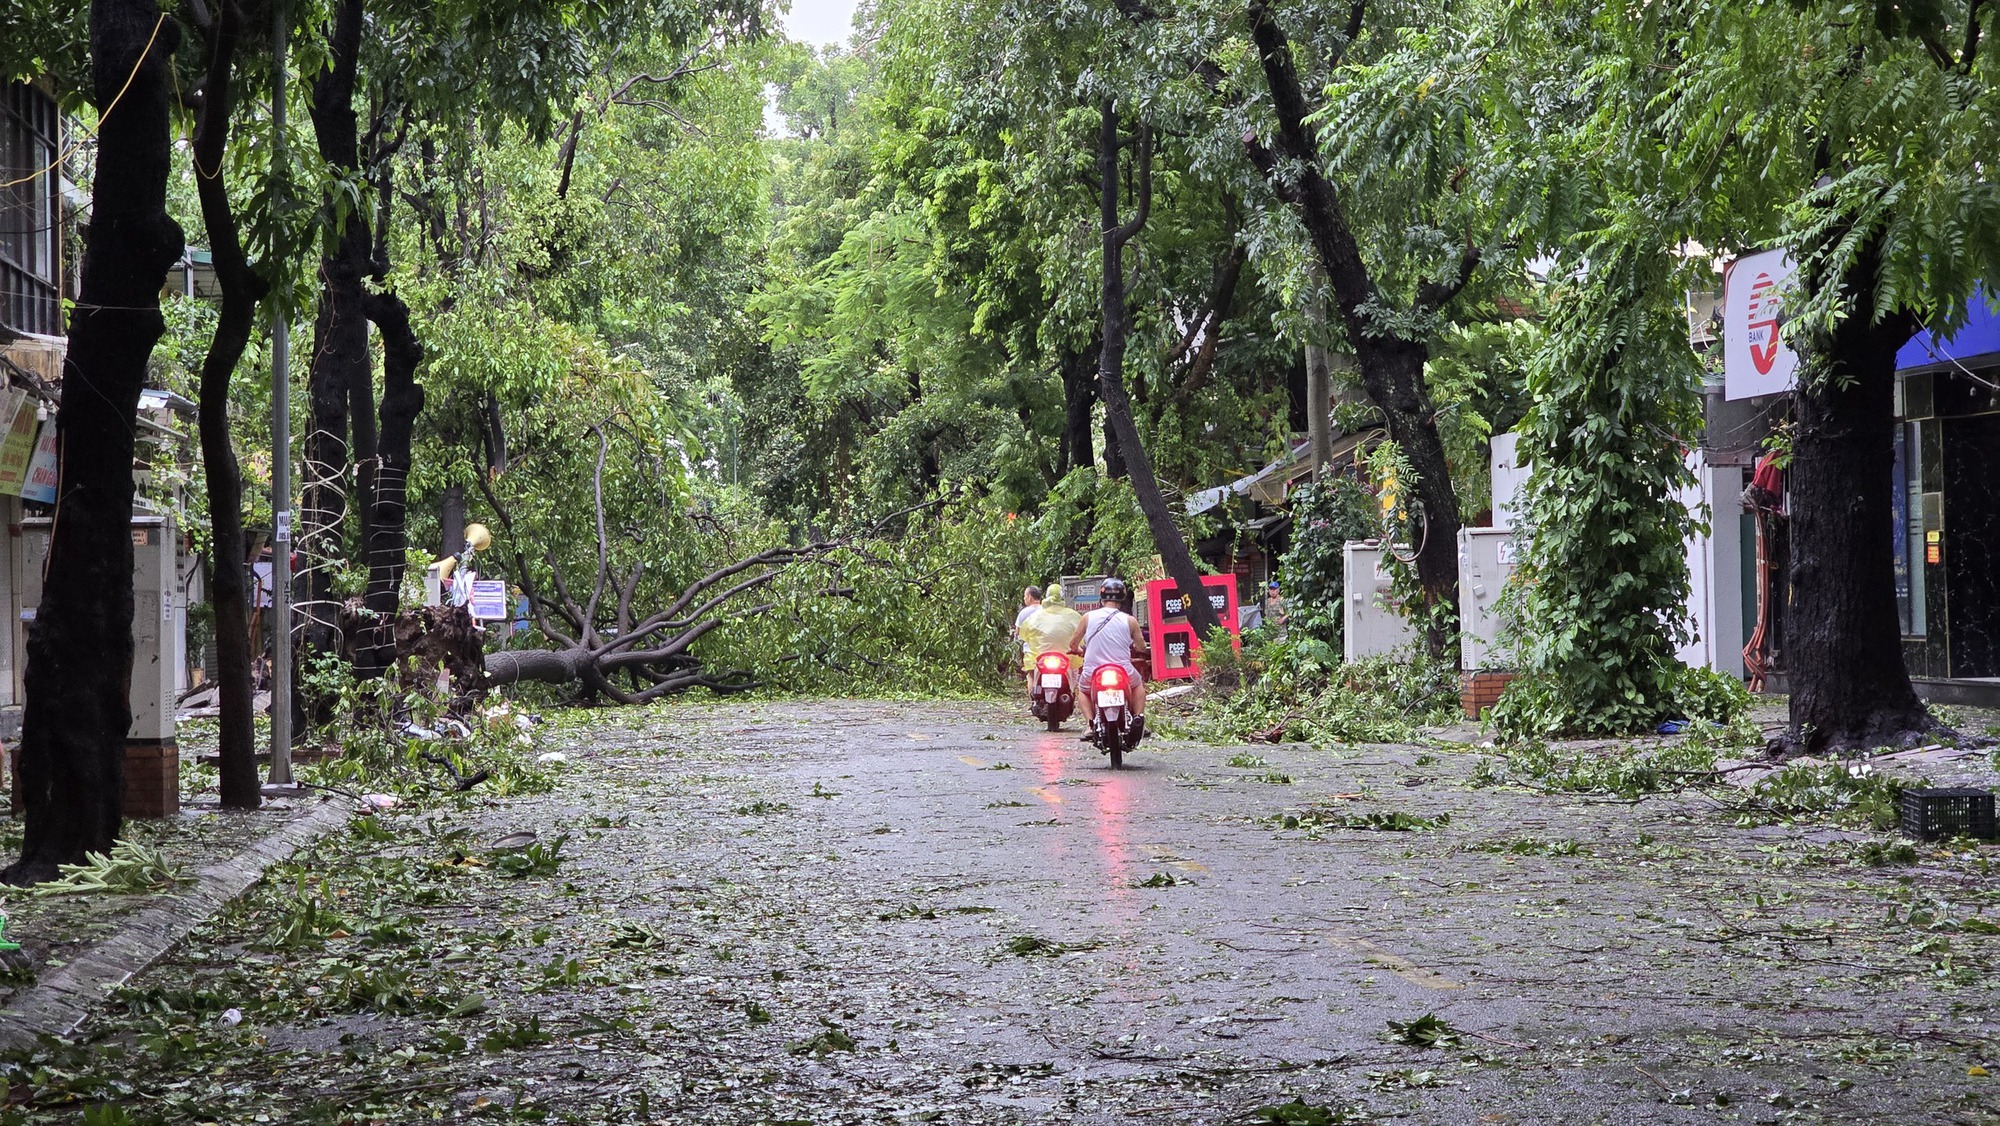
[1898,289,2000,372]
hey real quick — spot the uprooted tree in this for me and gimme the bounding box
[473,424,951,703]
[481,538,817,701]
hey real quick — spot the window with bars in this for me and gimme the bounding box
[1,82,62,338]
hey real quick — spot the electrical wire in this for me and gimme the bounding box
[0,13,170,192]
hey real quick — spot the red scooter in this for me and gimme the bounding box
[1088,664,1144,769]
[1029,652,1074,731]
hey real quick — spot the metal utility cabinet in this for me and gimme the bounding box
[1343,540,1416,662]
[16,514,182,817]
[1458,527,1521,671]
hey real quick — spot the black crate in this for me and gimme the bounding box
[1899,788,1998,841]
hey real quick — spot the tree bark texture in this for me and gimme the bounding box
[1245,2,1464,655]
[352,290,424,675]
[440,484,465,558]
[1101,412,1127,480]
[1786,290,1934,752]
[8,0,185,882]
[190,0,264,810]
[300,0,368,663]
[1096,100,1222,640]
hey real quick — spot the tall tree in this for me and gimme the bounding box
[8,0,185,881]
[296,0,767,679]
[297,0,366,669]
[187,0,265,808]
[1096,102,1221,637]
[1783,241,1934,749]
[1620,0,2000,750]
[1238,0,1474,656]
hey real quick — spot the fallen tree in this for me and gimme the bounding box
[476,427,940,703]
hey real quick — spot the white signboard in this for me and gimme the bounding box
[1723,249,1799,401]
[470,579,509,621]
[19,421,57,503]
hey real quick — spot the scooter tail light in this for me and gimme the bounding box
[1095,665,1127,690]
[1038,653,1068,671]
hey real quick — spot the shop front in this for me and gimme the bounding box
[1893,296,2000,682]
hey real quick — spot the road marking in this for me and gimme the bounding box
[1028,786,1064,805]
[1325,935,1463,990]
[957,755,986,768]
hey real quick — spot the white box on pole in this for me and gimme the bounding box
[128,515,179,743]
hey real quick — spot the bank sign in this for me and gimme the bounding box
[1723,248,1799,401]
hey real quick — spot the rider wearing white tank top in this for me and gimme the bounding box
[1079,605,1139,681]
[1073,589,1146,731]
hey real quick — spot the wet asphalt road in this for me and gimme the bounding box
[516,698,2000,1125]
[82,697,2000,1125]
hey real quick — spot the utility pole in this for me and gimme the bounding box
[267,0,295,788]
[1303,277,1335,477]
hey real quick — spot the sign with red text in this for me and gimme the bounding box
[1144,575,1241,681]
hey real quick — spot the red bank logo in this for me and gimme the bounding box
[1747,272,1783,375]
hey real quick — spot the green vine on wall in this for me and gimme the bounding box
[1492,241,1723,737]
[1277,474,1376,647]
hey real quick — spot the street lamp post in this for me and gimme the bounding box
[268,0,295,788]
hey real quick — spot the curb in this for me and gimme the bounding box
[0,797,354,1051]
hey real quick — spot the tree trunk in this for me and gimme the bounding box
[6,0,184,883]
[485,647,596,687]
[191,0,264,810]
[1245,2,1465,659]
[1096,100,1221,640]
[1362,340,1461,653]
[481,391,508,476]
[440,484,465,557]
[354,291,424,675]
[1101,412,1127,479]
[1786,286,1934,752]
[1057,341,1098,476]
[299,0,368,664]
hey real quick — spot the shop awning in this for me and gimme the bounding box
[1184,430,1373,515]
[1898,289,2000,373]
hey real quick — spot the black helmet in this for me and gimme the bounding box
[1099,578,1130,607]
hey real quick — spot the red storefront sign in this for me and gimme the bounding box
[1145,575,1241,681]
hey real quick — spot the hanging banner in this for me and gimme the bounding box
[0,395,40,496]
[1723,249,1799,401]
[20,420,58,503]
[1144,575,1241,681]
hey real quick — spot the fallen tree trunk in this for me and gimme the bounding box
[484,647,595,687]
[485,647,758,698]
[467,440,945,704]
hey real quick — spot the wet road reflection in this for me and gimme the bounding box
[1029,733,1145,924]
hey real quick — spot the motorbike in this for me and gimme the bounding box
[1028,651,1074,730]
[1087,663,1144,769]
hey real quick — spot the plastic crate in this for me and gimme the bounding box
[1898,788,1997,842]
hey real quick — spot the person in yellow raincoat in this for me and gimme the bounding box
[1016,583,1084,700]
